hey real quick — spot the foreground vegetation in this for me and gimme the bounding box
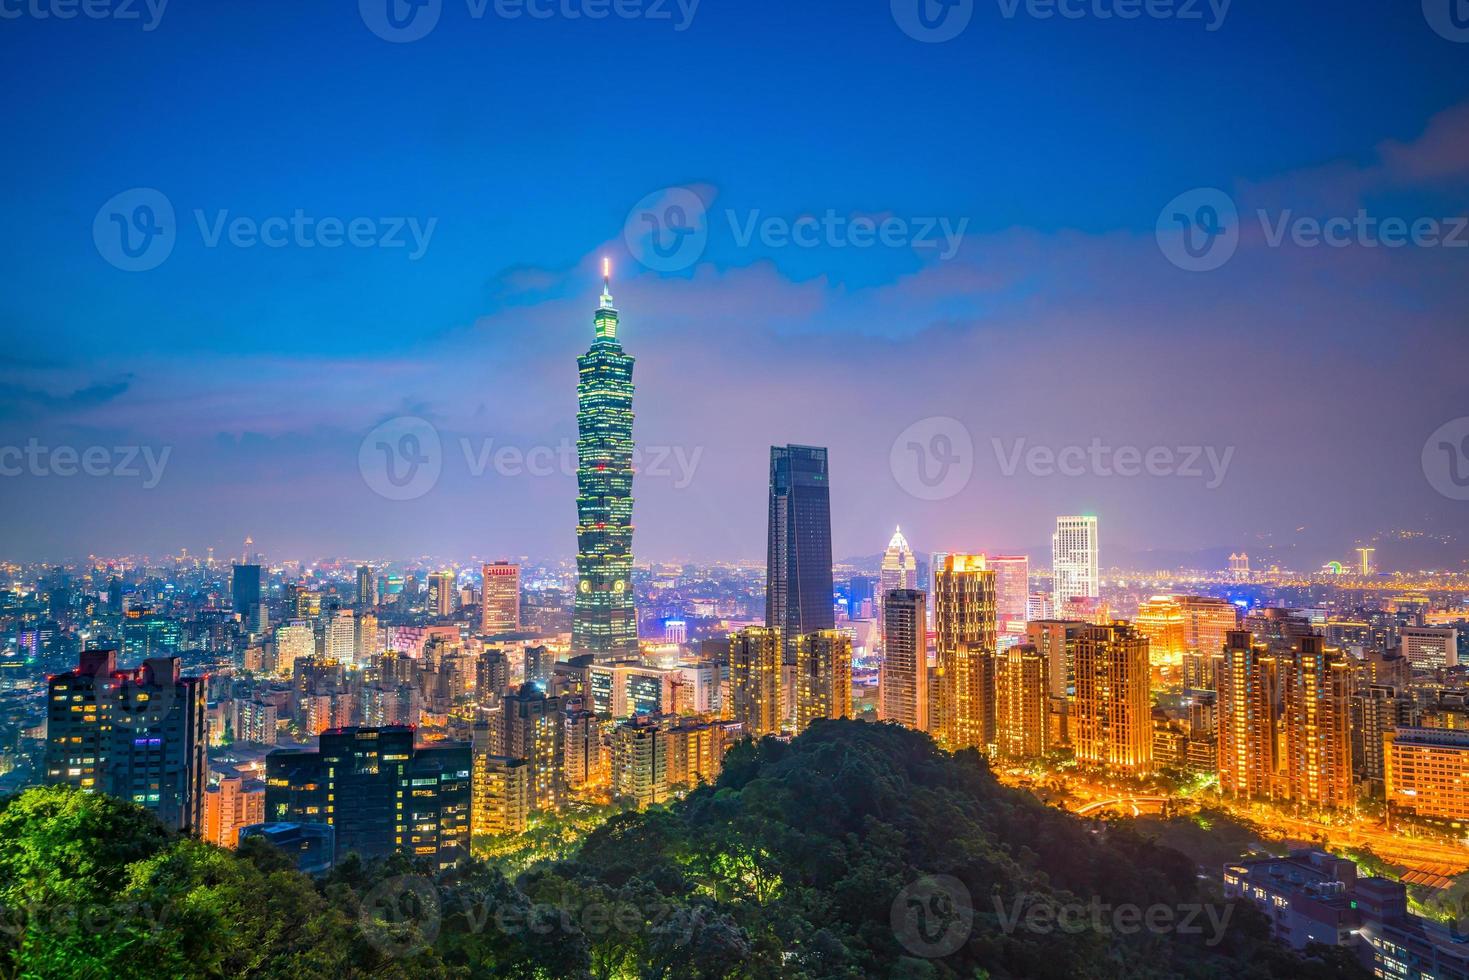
[1,721,1367,978]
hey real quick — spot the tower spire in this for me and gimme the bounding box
[594,257,619,340]
[600,257,614,309]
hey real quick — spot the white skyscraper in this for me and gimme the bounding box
[1052,516,1099,613]
[880,527,917,597]
[326,608,356,665]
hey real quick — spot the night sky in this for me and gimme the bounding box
[2,1,1467,569]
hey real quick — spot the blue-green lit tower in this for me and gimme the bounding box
[573,262,638,661]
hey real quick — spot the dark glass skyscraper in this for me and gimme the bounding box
[573,264,638,661]
[766,445,835,662]
[232,563,262,616]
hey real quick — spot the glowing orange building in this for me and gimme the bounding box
[1073,623,1152,774]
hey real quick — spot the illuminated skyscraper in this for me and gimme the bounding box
[795,629,853,733]
[879,527,917,597]
[501,683,565,813]
[1073,623,1151,774]
[995,644,1048,760]
[430,570,456,617]
[988,555,1030,631]
[765,445,835,663]
[879,589,927,731]
[1282,635,1354,811]
[325,608,355,664]
[1135,596,1187,668]
[1217,630,1282,801]
[355,565,376,608]
[574,263,638,661]
[481,562,521,636]
[1051,516,1099,613]
[730,627,782,738]
[933,555,996,751]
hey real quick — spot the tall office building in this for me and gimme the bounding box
[730,627,782,738]
[1402,626,1459,671]
[1073,623,1151,774]
[995,644,1049,760]
[1283,635,1354,811]
[477,649,510,700]
[1135,596,1187,668]
[1177,595,1239,658]
[879,528,917,597]
[765,445,835,664]
[232,564,262,617]
[989,555,1030,631]
[265,727,470,868]
[430,570,457,617]
[1027,620,1087,699]
[45,650,207,833]
[933,555,997,751]
[795,629,853,733]
[879,589,928,731]
[573,265,639,662]
[481,562,521,635]
[355,565,376,608]
[273,620,314,679]
[1051,516,1099,613]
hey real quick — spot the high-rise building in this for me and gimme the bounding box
[995,644,1049,760]
[795,629,853,733]
[1402,626,1459,671]
[879,589,928,732]
[355,565,376,608]
[232,564,262,617]
[354,612,378,663]
[1176,595,1239,660]
[325,608,355,664]
[203,776,265,848]
[477,649,510,701]
[501,684,564,812]
[1222,631,1280,799]
[1282,635,1354,811]
[46,651,208,833]
[563,709,606,793]
[481,562,521,635]
[765,445,835,664]
[273,620,314,679]
[573,265,638,662]
[933,555,997,751]
[1073,623,1151,774]
[730,627,782,738]
[1026,620,1087,699]
[1051,516,1099,613]
[879,528,917,598]
[472,720,529,836]
[611,715,671,809]
[430,570,457,617]
[989,555,1030,631]
[1384,728,1469,821]
[265,727,471,868]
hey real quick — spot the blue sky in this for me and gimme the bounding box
[1,0,1467,569]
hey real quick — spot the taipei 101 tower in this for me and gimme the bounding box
[572,260,639,661]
